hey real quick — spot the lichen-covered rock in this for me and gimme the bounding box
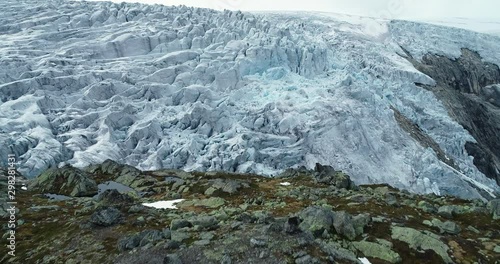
[179,197,226,209]
[391,226,453,263]
[205,178,250,195]
[313,164,357,190]
[96,189,135,206]
[352,241,401,263]
[170,219,192,230]
[29,166,98,197]
[430,219,461,235]
[487,199,500,220]
[298,206,335,237]
[418,200,437,213]
[89,207,122,227]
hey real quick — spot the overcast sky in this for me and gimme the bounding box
[98,0,500,20]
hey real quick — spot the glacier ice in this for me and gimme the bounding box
[1,0,499,200]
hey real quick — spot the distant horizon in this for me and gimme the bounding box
[83,0,500,35]
[84,0,500,20]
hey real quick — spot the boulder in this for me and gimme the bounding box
[205,178,250,195]
[332,211,357,240]
[90,207,122,227]
[418,201,437,213]
[189,215,218,230]
[284,216,301,234]
[163,254,183,264]
[313,164,356,190]
[391,226,453,263]
[137,230,165,247]
[352,241,401,263]
[298,206,335,237]
[170,219,192,230]
[96,189,135,206]
[117,234,141,251]
[437,205,462,218]
[430,219,461,235]
[487,199,500,220]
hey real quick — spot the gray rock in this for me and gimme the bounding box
[438,205,461,218]
[352,213,371,236]
[481,84,500,107]
[89,207,121,226]
[487,199,500,220]
[319,241,358,262]
[352,241,401,263]
[190,215,218,230]
[29,166,98,197]
[194,239,211,246]
[86,159,142,187]
[170,219,192,230]
[200,231,215,241]
[332,211,357,240]
[170,231,190,242]
[298,206,334,237]
[162,228,172,239]
[431,219,461,235]
[138,230,165,247]
[118,235,141,251]
[179,197,226,209]
[295,254,317,264]
[28,205,61,212]
[96,189,134,205]
[206,178,250,194]
[163,254,182,264]
[220,254,232,264]
[418,201,437,213]
[313,164,357,190]
[494,245,500,253]
[165,240,181,249]
[410,49,500,187]
[385,193,398,206]
[391,226,453,263]
[128,204,145,213]
[250,237,267,247]
[253,210,274,224]
[284,216,301,234]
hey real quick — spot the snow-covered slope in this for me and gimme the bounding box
[1,0,499,200]
[410,17,500,37]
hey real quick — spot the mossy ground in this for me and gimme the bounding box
[2,169,499,263]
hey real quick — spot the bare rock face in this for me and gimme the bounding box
[28,165,98,197]
[407,48,500,186]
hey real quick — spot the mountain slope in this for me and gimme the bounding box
[1,0,499,200]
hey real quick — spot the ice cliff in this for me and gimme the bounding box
[1,0,499,200]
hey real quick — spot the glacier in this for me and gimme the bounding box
[1,0,499,200]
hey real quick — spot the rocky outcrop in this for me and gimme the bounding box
[404,48,500,187]
[278,163,357,190]
[487,199,500,220]
[12,161,499,263]
[28,165,98,197]
[89,207,122,227]
[391,226,453,263]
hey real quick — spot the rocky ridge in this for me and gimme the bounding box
[2,160,499,263]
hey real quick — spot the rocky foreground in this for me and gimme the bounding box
[1,160,499,263]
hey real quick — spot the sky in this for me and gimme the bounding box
[94,0,500,20]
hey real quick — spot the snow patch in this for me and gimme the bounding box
[142,199,186,209]
[358,257,372,264]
